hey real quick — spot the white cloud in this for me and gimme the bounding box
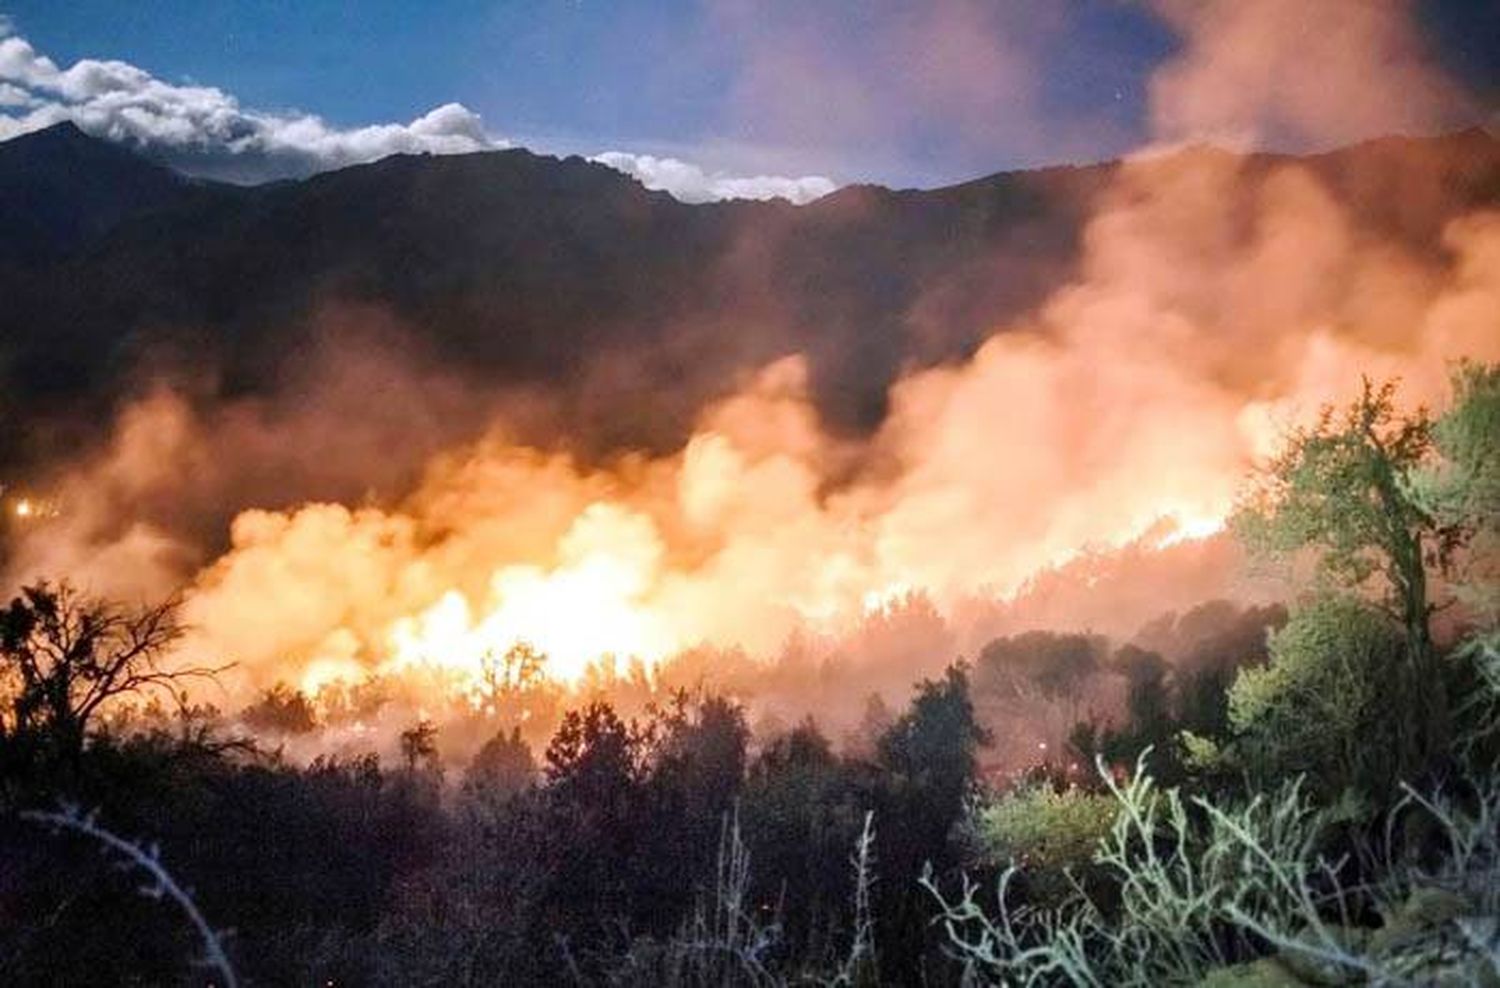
[0,25,839,202]
[0,30,499,180]
[591,151,835,205]
[0,81,32,107]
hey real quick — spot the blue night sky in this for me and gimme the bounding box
[2,1,1496,189]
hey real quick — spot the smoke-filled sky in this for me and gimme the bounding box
[1,0,1496,194]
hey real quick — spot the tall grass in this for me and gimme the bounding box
[590,809,883,987]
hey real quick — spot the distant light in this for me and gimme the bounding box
[14,499,31,518]
[1038,741,1048,751]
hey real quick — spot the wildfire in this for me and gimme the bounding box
[118,146,1500,707]
[363,501,1229,690]
[1153,512,1228,550]
[384,503,681,684]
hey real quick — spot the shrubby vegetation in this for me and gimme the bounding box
[0,364,1496,985]
[930,363,1500,985]
[971,783,1117,876]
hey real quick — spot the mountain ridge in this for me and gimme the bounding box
[1,123,1496,480]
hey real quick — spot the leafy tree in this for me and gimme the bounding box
[1233,376,1460,758]
[1170,602,1287,741]
[544,700,642,793]
[635,693,750,934]
[975,631,1108,743]
[971,782,1117,903]
[648,692,749,822]
[754,718,838,779]
[878,664,989,816]
[977,632,1105,705]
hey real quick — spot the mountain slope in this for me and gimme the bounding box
[1,126,1496,475]
[0,122,189,266]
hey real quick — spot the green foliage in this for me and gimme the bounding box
[926,757,1500,987]
[1415,361,1500,624]
[5,353,1495,988]
[1167,602,1288,743]
[1226,595,1407,798]
[877,664,989,804]
[927,760,1327,985]
[1232,377,1438,614]
[1453,630,1500,759]
[1178,730,1225,773]
[972,782,1117,874]
[1420,361,1500,532]
[1230,367,1500,783]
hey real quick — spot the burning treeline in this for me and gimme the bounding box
[2,0,1498,762]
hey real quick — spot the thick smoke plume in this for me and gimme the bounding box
[3,0,1496,748]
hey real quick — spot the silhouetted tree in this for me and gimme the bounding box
[1102,645,1174,771]
[465,725,535,797]
[399,719,439,774]
[845,691,896,758]
[1171,602,1287,740]
[0,581,219,769]
[633,693,751,934]
[875,663,989,979]
[473,641,550,726]
[540,701,646,935]
[743,718,864,962]
[976,630,1107,726]
[240,682,317,736]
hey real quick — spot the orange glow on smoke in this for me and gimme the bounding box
[384,504,680,684]
[1152,512,1228,550]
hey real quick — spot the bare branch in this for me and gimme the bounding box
[22,806,238,988]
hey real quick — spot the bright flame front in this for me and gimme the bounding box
[385,502,681,683]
